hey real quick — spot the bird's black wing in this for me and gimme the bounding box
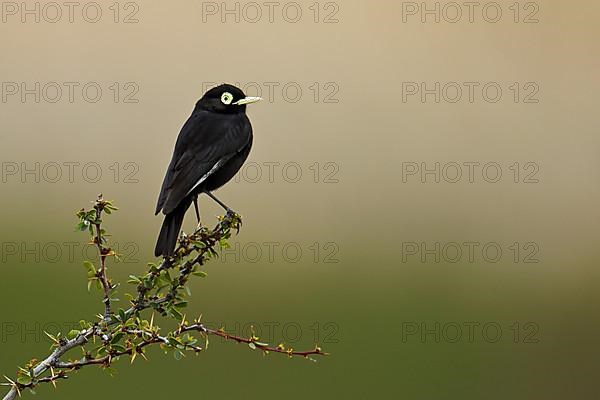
[155,110,251,215]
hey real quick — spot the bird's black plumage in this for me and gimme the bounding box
[154,84,259,257]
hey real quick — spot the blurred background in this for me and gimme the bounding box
[1,0,599,398]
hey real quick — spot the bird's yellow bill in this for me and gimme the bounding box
[234,96,262,105]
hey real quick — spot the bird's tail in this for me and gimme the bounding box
[155,203,188,257]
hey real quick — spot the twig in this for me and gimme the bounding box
[184,323,328,358]
[2,332,92,400]
[2,199,326,400]
[93,195,112,319]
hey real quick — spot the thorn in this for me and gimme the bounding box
[50,367,57,388]
[43,331,58,343]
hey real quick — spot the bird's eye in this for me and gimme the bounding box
[221,92,234,105]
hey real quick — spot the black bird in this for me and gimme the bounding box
[154,84,261,257]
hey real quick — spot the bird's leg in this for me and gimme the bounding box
[193,195,202,229]
[205,191,235,214]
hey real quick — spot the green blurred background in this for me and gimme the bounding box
[1,1,599,398]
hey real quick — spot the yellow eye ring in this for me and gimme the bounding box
[221,92,234,105]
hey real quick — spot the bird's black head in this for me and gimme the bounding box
[195,84,262,114]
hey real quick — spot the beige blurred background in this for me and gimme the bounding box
[0,1,599,399]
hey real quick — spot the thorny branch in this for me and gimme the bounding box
[2,195,327,400]
[93,199,113,319]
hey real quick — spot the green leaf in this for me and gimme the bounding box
[144,276,155,289]
[127,275,142,284]
[16,376,32,386]
[192,240,206,249]
[67,330,80,339]
[169,307,184,320]
[111,332,124,344]
[83,261,96,274]
[174,301,188,309]
[111,344,127,352]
